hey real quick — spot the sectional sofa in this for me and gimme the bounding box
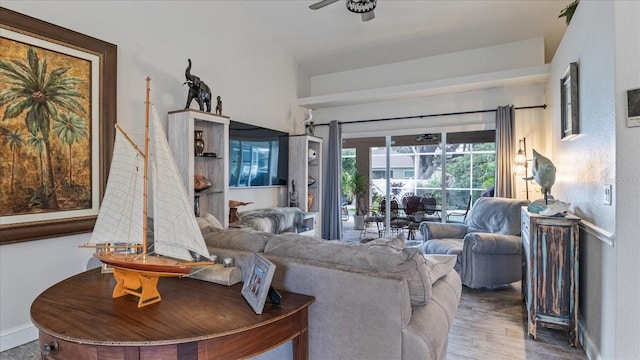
[197,224,462,360]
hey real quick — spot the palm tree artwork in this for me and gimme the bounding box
[27,134,46,189]
[1,128,25,193]
[0,42,91,215]
[54,112,88,184]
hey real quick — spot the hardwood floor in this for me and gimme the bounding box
[448,283,586,360]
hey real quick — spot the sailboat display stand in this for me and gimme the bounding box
[82,78,214,307]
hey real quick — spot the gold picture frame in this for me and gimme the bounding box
[0,8,116,244]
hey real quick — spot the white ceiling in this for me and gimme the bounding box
[239,0,571,76]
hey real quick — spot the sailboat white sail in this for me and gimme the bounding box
[150,105,210,261]
[89,125,145,247]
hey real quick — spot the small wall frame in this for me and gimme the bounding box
[560,62,579,140]
[626,88,640,127]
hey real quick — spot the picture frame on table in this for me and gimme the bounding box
[242,254,276,314]
[560,62,579,140]
[626,88,640,128]
[0,8,117,244]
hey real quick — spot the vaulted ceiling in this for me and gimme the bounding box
[240,0,571,77]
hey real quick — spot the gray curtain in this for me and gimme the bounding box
[322,120,343,240]
[495,105,515,198]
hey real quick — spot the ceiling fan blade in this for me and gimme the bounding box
[309,0,340,10]
[361,10,375,22]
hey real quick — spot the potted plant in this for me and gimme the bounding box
[348,171,367,230]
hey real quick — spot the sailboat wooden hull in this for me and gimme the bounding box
[94,252,191,277]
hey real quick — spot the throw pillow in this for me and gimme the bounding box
[424,254,457,284]
[197,213,224,234]
[366,233,405,248]
[203,228,273,253]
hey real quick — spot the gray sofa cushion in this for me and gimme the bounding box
[203,228,274,253]
[264,233,432,305]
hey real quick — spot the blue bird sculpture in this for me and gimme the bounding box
[524,149,556,204]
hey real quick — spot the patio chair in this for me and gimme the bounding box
[360,207,384,238]
[401,194,424,240]
[421,195,441,221]
[379,196,409,236]
[446,196,471,223]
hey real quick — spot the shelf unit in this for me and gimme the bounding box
[521,207,581,347]
[289,135,322,237]
[168,109,229,227]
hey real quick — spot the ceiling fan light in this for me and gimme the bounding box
[346,0,376,14]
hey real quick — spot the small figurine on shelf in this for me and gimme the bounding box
[215,96,223,115]
[289,180,298,208]
[184,59,212,112]
[229,200,253,223]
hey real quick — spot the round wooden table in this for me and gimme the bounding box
[31,268,314,359]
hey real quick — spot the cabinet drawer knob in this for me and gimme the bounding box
[42,340,59,356]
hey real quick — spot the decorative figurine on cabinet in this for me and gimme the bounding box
[184,59,212,112]
[216,96,223,115]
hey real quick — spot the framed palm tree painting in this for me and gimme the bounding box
[0,8,116,244]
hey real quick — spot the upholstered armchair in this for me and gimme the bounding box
[420,197,529,288]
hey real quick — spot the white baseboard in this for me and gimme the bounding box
[579,317,603,360]
[0,323,38,352]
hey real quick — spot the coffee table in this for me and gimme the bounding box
[31,268,314,359]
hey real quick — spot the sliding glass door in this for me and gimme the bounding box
[348,130,495,225]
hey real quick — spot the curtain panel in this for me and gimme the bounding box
[322,120,343,240]
[495,105,515,198]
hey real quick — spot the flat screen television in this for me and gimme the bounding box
[228,120,289,187]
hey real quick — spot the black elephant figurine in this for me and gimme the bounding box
[184,59,212,112]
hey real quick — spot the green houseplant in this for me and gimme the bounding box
[348,171,368,229]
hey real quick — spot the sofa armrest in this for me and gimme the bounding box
[463,233,522,255]
[419,222,468,241]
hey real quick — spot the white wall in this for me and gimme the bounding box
[311,38,545,96]
[0,1,304,351]
[545,1,640,359]
[612,1,640,358]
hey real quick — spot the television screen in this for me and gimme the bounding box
[228,121,289,187]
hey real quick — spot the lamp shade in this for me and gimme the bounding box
[514,150,527,166]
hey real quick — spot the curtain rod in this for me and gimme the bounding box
[313,104,546,126]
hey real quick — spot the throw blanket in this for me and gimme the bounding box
[237,207,305,234]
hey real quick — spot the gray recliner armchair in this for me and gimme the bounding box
[420,197,529,288]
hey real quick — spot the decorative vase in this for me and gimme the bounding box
[194,130,205,156]
[307,192,314,210]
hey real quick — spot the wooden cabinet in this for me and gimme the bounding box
[521,207,581,347]
[168,110,229,227]
[289,135,322,236]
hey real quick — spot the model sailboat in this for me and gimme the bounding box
[84,78,213,307]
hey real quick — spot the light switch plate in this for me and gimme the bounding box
[604,184,612,206]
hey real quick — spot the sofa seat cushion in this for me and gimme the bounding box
[203,228,274,253]
[423,239,463,273]
[264,233,432,305]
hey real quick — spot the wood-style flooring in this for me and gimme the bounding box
[448,282,586,360]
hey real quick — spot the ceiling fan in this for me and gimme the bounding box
[309,0,377,22]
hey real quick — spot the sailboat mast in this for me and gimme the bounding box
[142,77,151,256]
